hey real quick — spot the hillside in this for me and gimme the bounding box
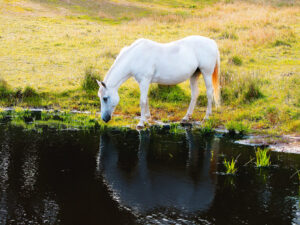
[0,0,299,134]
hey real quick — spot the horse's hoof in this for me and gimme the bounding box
[203,116,209,121]
[181,119,191,126]
[201,117,210,124]
[136,124,145,130]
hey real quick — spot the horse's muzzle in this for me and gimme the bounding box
[102,114,111,123]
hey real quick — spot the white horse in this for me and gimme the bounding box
[97,35,220,129]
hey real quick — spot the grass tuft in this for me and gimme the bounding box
[0,77,12,98]
[23,86,39,98]
[230,56,242,66]
[226,121,250,136]
[224,157,238,174]
[255,147,271,167]
[169,123,185,135]
[82,67,101,92]
[243,81,264,102]
[273,39,291,47]
[219,30,238,40]
[221,72,264,104]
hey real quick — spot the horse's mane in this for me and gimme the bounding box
[104,39,147,82]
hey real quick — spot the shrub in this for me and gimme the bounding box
[226,121,250,135]
[243,81,264,102]
[149,84,189,102]
[231,55,242,66]
[0,77,11,98]
[23,86,39,98]
[82,67,101,92]
[220,71,264,104]
[14,88,23,99]
[273,40,291,47]
[255,147,271,167]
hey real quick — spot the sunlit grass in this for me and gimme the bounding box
[223,157,238,175]
[0,0,299,134]
[255,147,271,167]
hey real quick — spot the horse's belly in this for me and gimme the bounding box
[152,61,197,85]
[152,74,191,85]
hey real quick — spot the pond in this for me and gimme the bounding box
[0,124,299,225]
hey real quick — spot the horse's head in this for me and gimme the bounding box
[97,80,120,123]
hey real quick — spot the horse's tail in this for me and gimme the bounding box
[212,49,221,107]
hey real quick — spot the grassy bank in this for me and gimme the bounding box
[0,0,299,134]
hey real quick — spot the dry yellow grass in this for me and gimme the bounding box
[0,0,299,134]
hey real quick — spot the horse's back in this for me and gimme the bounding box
[179,36,218,63]
[128,36,219,84]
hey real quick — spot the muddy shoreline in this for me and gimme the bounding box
[236,135,300,154]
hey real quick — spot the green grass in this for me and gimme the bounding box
[226,121,250,136]
[231,56,242,66]
[223,157,238,175]
[81,66,101,92]
[0,109,108,131]
[149,84,189,102]
[0,0,299,135]
[255,147,271,167]
[169,123,185,135]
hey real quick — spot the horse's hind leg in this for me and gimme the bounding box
[182,71,200,122]
[203,70,214,120]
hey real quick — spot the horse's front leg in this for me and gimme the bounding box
[137,81,150,129]
[182,73,200,123]
[145,98,151,119]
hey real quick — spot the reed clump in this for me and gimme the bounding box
[255,147,271,167]
[224,157,238,175]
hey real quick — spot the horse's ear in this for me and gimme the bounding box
[101,81,107,88]
[96,80,106,88]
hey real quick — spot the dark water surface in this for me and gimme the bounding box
[0,124,299,225]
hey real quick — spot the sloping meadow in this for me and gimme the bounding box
[0,0,299,134]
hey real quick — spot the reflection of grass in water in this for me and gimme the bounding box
[258,167,269,185]
[299,171,300,208]
[224,176,236,188]
[291,170,300,206]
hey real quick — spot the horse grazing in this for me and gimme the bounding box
[97,36,221,129]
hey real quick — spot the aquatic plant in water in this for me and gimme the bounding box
[224,158,238,175]
[255,147,271,167]
[169,123,185,135]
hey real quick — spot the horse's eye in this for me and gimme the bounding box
[103,97,108,102]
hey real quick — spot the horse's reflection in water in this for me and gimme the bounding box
[97,129,219,215]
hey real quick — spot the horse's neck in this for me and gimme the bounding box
[104,57,131,89]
